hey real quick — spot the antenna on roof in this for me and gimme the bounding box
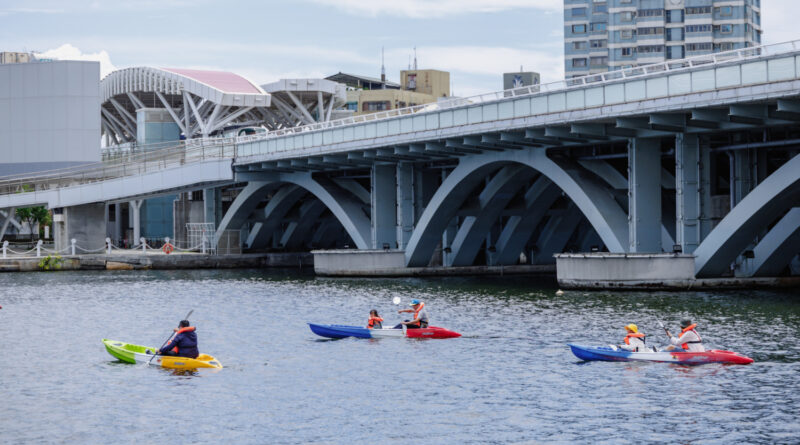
[381,47,386,86]
[413,46,417,70]
[408,54,411,70]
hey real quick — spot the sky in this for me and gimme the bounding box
[1,0,797,97]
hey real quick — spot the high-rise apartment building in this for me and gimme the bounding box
[564,0,762,78]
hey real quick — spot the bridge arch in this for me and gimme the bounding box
[694,154,800,277]
[216,172,371,250]
[404,150,629,267]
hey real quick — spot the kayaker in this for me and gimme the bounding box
[395,299,428,329]
[619,324,646,352]
[157,320,200,359]
[664,319,705,352]
[367,309,383,329]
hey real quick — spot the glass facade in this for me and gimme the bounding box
[564,0,762,78]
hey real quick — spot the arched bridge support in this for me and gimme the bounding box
[694,153,800,277]
[739,207,800,277]
[404,149,629,267]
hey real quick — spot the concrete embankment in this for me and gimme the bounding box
[0,252,312,272]
[315,264,556,277]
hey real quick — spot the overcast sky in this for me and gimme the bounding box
[1,0,797,97]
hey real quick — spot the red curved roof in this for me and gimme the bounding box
[162,68,261,94]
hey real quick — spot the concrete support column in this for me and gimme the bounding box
[396,163,414,249]
[371,164,396,249]
[114,203,122,242]
[675,133,701,254]
[129,199,143,242]
[733,149,755,206]
[628,138,662,252]
[204,188,222,228]
[413,168,438,225]
[54,203,107,252]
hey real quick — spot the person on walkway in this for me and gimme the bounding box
[619,324,647,352]
[395,299,428,329]
[367,309,383,329]
[157,320,200,358]
[664,319,705,352]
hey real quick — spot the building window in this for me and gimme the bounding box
[639,9,664,17]
[573,41,588,50]
[638,27,664,35]
[620,11,635,22]
[715,6,733,16]
[572,7,587,17]
[637,45,664,54]
[590,39,607,48]
[686,42,713,52]
[715,42,736,51]
[590,22,607,32]
[686,6,712,15]
[666,9,684,23]
[572,24,587,34]
[590,56,608,66]
[686,24,712,33]
[620,29,635,39]
[572,58,587,68]
[621,47,634,57]
[593,3,607,13]
[715,24,733,34]
[363,101,390,112]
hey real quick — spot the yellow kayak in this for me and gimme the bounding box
[102,339,223,370]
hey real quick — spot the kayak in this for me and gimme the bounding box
[308,323,461,339]
[102,339,223,369]
[568,344,753,365]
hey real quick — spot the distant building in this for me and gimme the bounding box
[563,0,763,78]
[0,51,35,64]
[329,69,451,116]
[503,71,540,90]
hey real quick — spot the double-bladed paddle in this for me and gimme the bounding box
[147,310,193,366]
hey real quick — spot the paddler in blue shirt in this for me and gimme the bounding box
[395,299,428,329]
[156,320,200,359]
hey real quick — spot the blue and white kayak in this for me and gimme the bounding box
[568,344,753,365]
[309,323,461,339]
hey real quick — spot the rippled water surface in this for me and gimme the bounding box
[1,269,799,444]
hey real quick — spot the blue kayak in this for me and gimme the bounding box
[568,344,754,365]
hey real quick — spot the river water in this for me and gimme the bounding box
[0,269,798,444]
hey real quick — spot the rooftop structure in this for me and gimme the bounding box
[564,0,763,78]
[0,51,36,64]
[325,72,400,90]
[261,78,348,126]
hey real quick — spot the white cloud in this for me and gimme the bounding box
[306,0,561,18]
[35,44,116,77]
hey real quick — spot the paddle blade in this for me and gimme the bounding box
[392,297,401,305]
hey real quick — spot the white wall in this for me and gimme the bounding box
[0,60,100,176]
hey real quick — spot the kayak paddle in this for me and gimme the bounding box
[147,310,193,366]
[658,321,673,339]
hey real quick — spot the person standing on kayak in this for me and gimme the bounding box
[367,309,383,329]
[395,299,428,329]
[619,324,646,352]
[663,319,705,352]
[157,320,200,358]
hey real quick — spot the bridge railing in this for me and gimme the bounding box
[0,135,248,196]
[253,40,797,140]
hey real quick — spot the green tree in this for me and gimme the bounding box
[15,206,50,242]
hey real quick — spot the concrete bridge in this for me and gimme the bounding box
[3,40,800,282]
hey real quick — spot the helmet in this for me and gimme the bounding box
[624,323,638,333]
[680,319,692,328]
[410,299,421,306]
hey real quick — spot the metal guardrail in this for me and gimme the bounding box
[0,39,798,197]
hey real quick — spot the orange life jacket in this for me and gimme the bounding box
[409,303,425,326]
[167,326,196,353]
[367,316,383,329]
[679,324,702,350]
[624,332,646,345]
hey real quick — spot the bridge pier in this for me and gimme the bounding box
[628,138,662,252]
[54,203,107,253]
[371,164,396,249]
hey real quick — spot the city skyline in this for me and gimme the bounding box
[0,0,798,97]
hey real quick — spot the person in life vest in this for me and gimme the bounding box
[156,320,200,358]
[619,323,646,352]
[395,299,429,329]
[664,319,705,352]
[367,309,383,329]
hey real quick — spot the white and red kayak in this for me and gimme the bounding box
[569,344,753,365]
[309,323,461,339]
